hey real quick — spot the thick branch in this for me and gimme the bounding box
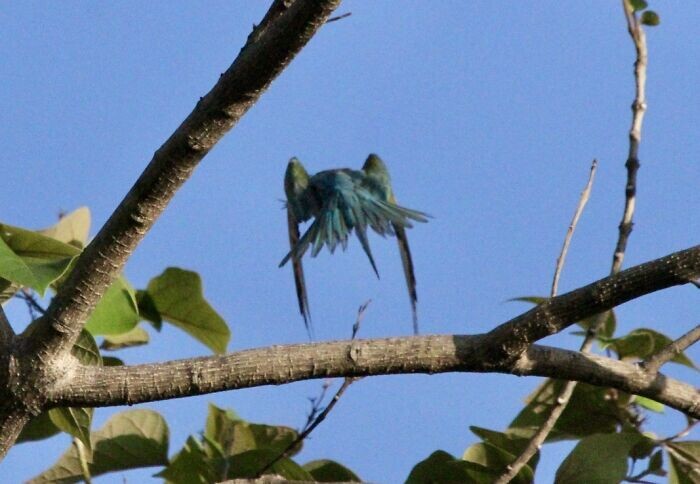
[23,0,341,361]
[48,337,700,418]
[482,244,700,361]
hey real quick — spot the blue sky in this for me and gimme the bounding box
[1,1,699,482]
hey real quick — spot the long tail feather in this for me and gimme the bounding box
[393,222,418,334]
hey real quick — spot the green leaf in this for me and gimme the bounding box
[39,207,91,249]
[634,395,664,413]
[49,407,93,452]
[85,276,140,335]
[303,459,362,482]
[203,403,298,457]
[144,267,230,354]
[101,356,124,366]
[555,432,643,484]
[463,442,534,484]
[17,411,61,444]
[0,223,81,295]
[629,0,648,11]
[606,328,696,369]
[641,10,660,26]
[668,441,700,484]
[156,435,219,484]
[578,310,616,339]
[101,325,150,350]
[406,450,492,484]
[225,449,313,480]
[648,450,665,476]
[72,329,102,366]
[0,224,80,296]
[136,289,162,330]
[29,409,169,483]
[470,426,539,469]
[508,380,628,441]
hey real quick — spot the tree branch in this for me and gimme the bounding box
[47,337,700,418]
[643,324,700,374]
[0,305,14,347]
[22,0,342,362]
[482,244,700,361]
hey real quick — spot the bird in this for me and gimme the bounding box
[279,154,429,336]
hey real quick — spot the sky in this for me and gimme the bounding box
[1,1,699,482]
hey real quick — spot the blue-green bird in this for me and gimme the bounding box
[279,154,429,335]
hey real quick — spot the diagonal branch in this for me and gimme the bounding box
[0,305,14,347]
[48,337,700,418]
[482,244,700,360]
[23,0,342,361]
[643,324,700,374]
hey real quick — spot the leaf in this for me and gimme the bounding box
[629,0,648,11]
[606,328,696,369]
[554,432,643,484]
[303,459,362,482]
[72,329,102,366]
[85,276,140,335]
[101,356,124,366]
[144,267,230,354]
[29,409,169,483]
[641,10,660,26]
[470,426,539,469]
[667,441,700,484]
[463,442,534,484]
[634,395,664,413]
[49,407,94,452]
[39,207,91,248]
[508,379,628,441]
[648,450,665,476]
[136,289,162,330]
[156,435,218,484]
[406,450,492,484]
[0,223,81,295]
[16,411,61,444]
[203,403,298,457]
[101,325,150,350]
[225,449,313,480]
[578,310,616,339]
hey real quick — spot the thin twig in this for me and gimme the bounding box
[495,1,649,480]
[643,324,700,374]
[495,160,597,483]
[326,11,351,23]
[659,416,697,444]
[551,160,598,296]
[257,301,368,476]
[17,289,46,319]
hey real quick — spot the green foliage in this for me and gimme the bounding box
[101,325,150,350]
[30,410,169,483]
[667,441,700,484]
[141,268,231,354]
[641,10,660,26]
[603,328,696,369]
[303,459,361,482]
[0,223,80,296]
[406,450,486,483]
[85,276,140,335]
[555,432,643,483]
[157,403,360,483]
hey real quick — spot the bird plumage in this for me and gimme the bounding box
[280,154,429,335]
